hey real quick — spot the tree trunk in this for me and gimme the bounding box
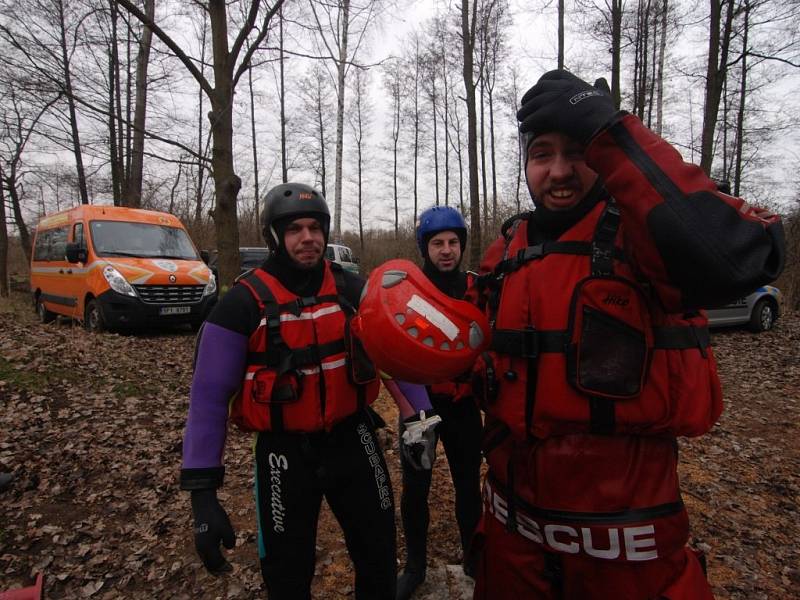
[655,0,668,135]
[462,0,481,267]
[431,82,440,206]
[108,0,122,206]
[249,62,260,229]
[279,6,288,183]
[480,72,488,232]
[611,0,622,109]
[128,0,155,208]
[0,172,8,297]
[57,0,88,204]
[700,0,735,175]
[558,0,565,70]
[332,0,350,241]
[5,172,32,264]
[208,0,240,289]
[733,1,749,196]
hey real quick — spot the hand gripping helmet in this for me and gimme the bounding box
[260,183,330,251]
[350,259,490,384]
[415,206,467,257]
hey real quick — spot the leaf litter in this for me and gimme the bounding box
[0,299,797,599]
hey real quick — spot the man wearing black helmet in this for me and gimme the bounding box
[180,183,402,599]
[395,206,483,600]
[469,70,784,599]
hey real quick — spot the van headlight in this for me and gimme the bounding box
[203,273,217,297]
[103,265,136,297]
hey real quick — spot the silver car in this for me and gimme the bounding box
[706,285,782,332]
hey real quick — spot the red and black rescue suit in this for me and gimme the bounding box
[470,114,784,600]
[207,255,395,600]
[398,265,483,577]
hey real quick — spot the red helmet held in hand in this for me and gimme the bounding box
[351,259,490,384]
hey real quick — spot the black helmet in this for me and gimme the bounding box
[260,183,330,251]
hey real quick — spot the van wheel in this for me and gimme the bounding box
[36,298,56,324]
[748,299,775,333]
[84,300,106,333]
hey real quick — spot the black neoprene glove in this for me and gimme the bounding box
[190,489,235,574]
[517,69,617,145]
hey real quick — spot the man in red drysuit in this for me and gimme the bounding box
[468,70,785,599]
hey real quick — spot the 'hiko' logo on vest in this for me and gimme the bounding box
[603,293,630,307]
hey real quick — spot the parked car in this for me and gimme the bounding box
[326,243,360,274]
[706,286,782,332]
[30,204,217,332]
[207,246,269,287]
[210,243,359,285]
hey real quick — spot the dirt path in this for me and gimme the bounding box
[0,291,797,599]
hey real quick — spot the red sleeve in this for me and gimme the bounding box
[587,113,785,311]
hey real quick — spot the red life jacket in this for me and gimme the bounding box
[229,262,379,433]
[476,200,723,440]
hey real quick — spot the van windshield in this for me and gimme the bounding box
[90,221,199,260]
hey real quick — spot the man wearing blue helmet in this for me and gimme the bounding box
[396,206,483,600]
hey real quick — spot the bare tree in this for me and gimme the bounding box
[384,58,403,238]
[461,0,482,266]
[126,0,155,207]
[307,0,381,240]
[115,0,285,288]
[700,0,736,175]
[347,66,371,249]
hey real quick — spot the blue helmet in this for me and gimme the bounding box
[415,206,467,257]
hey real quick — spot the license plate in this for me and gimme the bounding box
[160,306,191,316]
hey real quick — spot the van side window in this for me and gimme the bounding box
[48,227,68,261]
[325,247,335,260]
[341,248,352,262]
[33,230,51,261]
[73,223,85,248]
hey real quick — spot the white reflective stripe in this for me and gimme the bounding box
[257,304,342,327]
[244,357,346,379]
[299,357,347,376]
[406,294,459,341]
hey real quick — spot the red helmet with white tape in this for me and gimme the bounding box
[351,259,490,384]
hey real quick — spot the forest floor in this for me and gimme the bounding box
[0,289,798,599]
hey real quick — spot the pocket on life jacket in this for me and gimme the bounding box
[567,276,654,400]
[251,368,303,404]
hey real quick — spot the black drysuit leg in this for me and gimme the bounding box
[255,414,396,600]
[398,396,483,573]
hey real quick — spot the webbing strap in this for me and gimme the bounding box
[494,241,627,277]
[491,325,711,358]
[491,328,569,357]
[590,202,621,276]
[248,339,347,368]
[487,472,685,524]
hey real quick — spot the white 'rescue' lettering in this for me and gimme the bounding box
[484,480,658,561]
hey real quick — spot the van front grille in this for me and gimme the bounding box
[135,284,205,304]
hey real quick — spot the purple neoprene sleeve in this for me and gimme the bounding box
[181,322,248,469]
[383,379,433,419]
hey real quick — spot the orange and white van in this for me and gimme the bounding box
[30,205,217,331]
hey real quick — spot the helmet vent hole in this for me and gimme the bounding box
[440,341,450,350]
[394,313,406,325]
[407,327,419,338]
[422,336,434,347]
[456,341,465,350]
[283,190,292,197]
